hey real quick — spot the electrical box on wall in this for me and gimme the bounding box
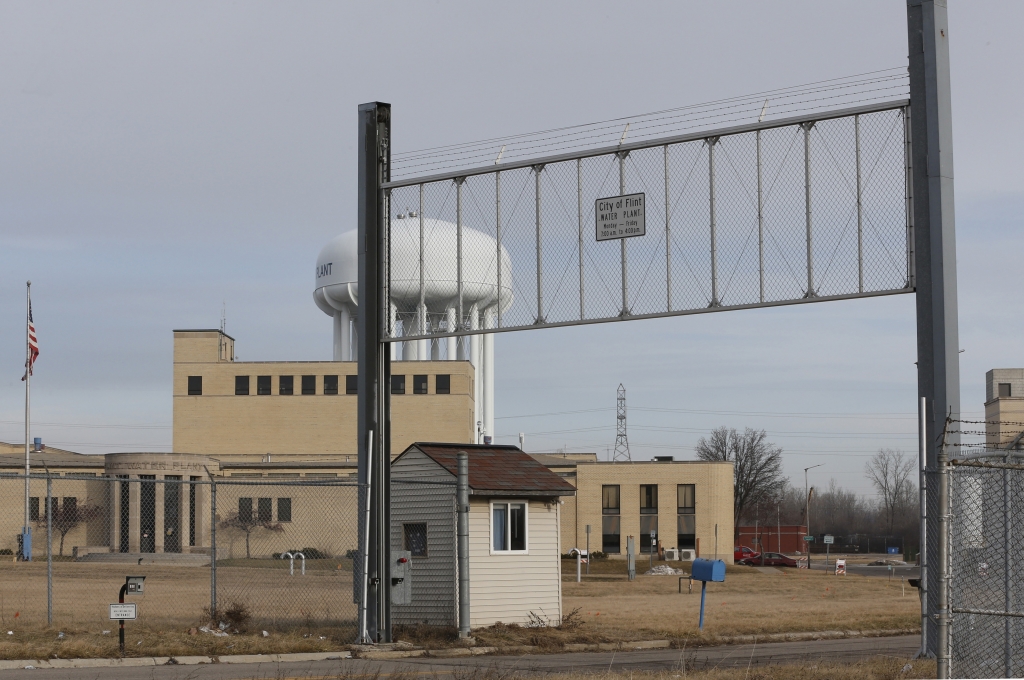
[391,551,412,605]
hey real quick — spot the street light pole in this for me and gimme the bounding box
[805,464,823,569]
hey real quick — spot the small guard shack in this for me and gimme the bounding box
[390,442,576,629]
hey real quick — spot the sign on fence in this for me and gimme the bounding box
[595,193,645,241]
[109,603,137,620]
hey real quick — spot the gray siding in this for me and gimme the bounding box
[391,449,457,626]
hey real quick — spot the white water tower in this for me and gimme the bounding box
[313,214,512,441]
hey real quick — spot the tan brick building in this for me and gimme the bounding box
[532,453,735,563]
[172,329,476,459]
[985,368,1024,450]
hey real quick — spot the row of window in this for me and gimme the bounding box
[28,496,76,521]
[238,497,292,523]
[187,374,453,396]
[401,500,530,559]
[602,484,696,554]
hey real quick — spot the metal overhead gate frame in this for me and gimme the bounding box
[356,2,960,670]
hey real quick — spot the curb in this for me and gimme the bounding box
[0,650,352,671]
[0,629,919,670]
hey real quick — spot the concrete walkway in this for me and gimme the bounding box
[0,635,921,679]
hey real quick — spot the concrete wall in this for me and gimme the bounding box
[173,330,475,457]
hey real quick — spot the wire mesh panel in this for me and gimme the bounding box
[383,103,911,342]
[0,475,360,634]
[949,461,1024,678]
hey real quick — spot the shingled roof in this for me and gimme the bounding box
[397,443,576,497]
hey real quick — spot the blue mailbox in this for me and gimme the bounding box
[692,558,726,583]
[691,558,726,631]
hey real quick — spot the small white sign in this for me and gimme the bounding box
[596,193,646,241]
[824,535,834,545]
[109,603,137,620]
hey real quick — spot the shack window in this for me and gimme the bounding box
[404,523,428,557]
[491,501,527,553]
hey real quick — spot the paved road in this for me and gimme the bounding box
[0,635,921,680]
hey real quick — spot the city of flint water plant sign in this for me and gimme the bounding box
[595,193,645,241]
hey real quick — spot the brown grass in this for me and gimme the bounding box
[558,560,919,641]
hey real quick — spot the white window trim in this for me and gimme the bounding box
[489,499,529,555]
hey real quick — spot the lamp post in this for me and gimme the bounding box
[804,464,823,569]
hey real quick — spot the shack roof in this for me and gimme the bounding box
[396,443,576,497]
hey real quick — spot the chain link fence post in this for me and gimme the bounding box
[937,418,951,679]
[46,470,53,627]
[210,477,217,619]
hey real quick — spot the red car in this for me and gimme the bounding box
[738,552,799,568]
[734,546,760,562]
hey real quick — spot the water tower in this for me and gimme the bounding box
[313,214,512,442]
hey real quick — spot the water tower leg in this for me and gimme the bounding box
[446,307,457,361]
[484,310,495,440]
[335,308,350,362]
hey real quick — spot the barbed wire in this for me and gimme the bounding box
[391,68,908,179]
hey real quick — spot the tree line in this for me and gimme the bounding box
[695,426,919,553]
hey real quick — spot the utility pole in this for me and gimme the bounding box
[804,464,822,569]
[612,384,631,462]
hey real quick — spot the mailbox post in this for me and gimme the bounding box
[691,558,725,631]
[111,575,145,655]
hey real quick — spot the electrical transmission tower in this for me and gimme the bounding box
[612,384,631,462]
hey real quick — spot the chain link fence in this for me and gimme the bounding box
[383,104,911,349]
[948,458,1024,678]
[0,474,361,634]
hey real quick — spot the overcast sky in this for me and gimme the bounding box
[1,1,1022,497]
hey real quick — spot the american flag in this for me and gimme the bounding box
[22,300,38,381]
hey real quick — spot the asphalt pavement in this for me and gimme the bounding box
[0,635,922,680]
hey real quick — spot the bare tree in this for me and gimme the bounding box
[35,497,102,556]
[865,448,915,535]
[219,511,284,559]
[695,427,783,534]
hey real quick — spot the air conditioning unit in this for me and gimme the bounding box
[678,549,697,562]
[664,547,679,561]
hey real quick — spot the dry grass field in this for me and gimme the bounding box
[555,559,919,641]
[0,557,919,660]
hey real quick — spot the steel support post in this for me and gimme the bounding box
[907,0,961,659]
[210,479,217,618]
[707,137,719,306]
[578,159,584,320]
[456,177,465,335]
[534,165,544,323]
[917,396,929,659]
[46,472,52,626]
[855,115,864,293]
[457,452,470,638]
[618,151,629,315]
[496,171,503,328]
[756,131,764,303]
[801,122,815,297]
[664,145,672,311]
[936,429,950,678]
[357,101,392,643]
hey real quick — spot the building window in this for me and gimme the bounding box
[235,376,250,396]
[324,375,339,395]
[301,375,316,395]
[602,516,620,554]
[279,375,294,395]
[346,375,358,395]
[436,374,451,395]
[257,376,271,395]
[239,498,253,523]
[29,497,39,521]
[640,484,658,514]
[187,376,202,396]
[63,496,77,516]
[491,501,527,552]
[640,516,658,554]
[677,484,696,550]
[391,375,406,395]
[413,375,428,394]
[277,498,292,522]
[257,498,273,523]
[404,523,428,557]
[602,485,620,514]
[999,383,1012,398]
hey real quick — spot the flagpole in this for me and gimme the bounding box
[23,281,31,562]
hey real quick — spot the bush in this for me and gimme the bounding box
[590,551,608,560]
